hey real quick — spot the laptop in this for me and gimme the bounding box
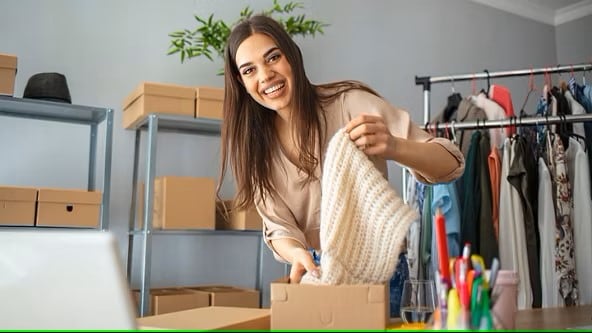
[0,229,137,329]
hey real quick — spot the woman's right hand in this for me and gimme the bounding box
[289,247,320,283]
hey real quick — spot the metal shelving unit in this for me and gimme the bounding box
[0,96,114,230]
[127,113,265,317]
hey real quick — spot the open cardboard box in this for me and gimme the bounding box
[270,277,389,330]
[137,306,270,330]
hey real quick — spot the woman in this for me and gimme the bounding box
[219,14,464,283]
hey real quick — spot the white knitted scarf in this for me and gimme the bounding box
[302,128,418,285]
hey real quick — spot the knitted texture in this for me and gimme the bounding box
[302,128,418,285]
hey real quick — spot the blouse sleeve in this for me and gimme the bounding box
[342,89,465,184]
[255,192,309,264]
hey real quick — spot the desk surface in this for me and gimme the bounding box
[516,305,592,330]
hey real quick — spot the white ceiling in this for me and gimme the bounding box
[471,0,592,26]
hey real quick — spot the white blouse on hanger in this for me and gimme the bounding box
[565,137,592,305]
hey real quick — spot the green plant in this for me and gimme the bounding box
[167,0,328,65]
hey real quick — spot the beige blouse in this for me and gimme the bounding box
[256,88,465,262]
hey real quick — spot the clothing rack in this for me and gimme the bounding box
[406,63,592,280]
[405,62,592,201]
[415,63,591,124]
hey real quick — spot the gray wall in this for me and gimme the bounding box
[556,14,592,67]
[0,0,590,309]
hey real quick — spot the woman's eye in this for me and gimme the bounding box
[242,67,254,75]
[268,53,281,62]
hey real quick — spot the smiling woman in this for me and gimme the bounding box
[217,15,465,288]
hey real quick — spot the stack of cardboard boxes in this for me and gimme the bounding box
[121,81,223,129]
[0,53,17,96]
[0,185,102,228]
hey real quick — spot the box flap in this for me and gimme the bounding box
[37,188,102,204]
[0,53,17,69]
[0,186,37,201]
[270,282,289,302]
[122,81,196,110]
[195,86,223,100]
[136,306,270,330]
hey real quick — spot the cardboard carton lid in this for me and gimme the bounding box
[0,53,17,69]
[270,280,387,303]
[0,186,37,201]
[136,306,270,330]
[187,285,256,294]
[37,188,102,204]
[122,81,196,110]
[195,86,223,100]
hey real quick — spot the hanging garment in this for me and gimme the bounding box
[538,157,563,308]
[489,84,516,136]
[460,131,482,249]
[478,131,498,265]
[430,181,461,278]
[488,147,501,240]
[565,138,592,305]
[420,185,433,280]
[405,175,422,281]
[563,90,587,139]
[471,92,507,149]
[546,134,579,306]
[499,138,533,309]
[507,136,542,308]
[456,97,487,158]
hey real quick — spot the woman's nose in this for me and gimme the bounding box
[259,66,275,83]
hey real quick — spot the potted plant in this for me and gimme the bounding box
[167,0,328,66]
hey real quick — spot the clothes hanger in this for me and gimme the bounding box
[519,68,536,115]
[482,69,491,96]
[450,120,458,145]
[444,77,462,121]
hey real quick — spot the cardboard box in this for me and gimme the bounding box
[215,200,262,231]
[0,186,37,226]
[122,81,196,129]
[185,285,260,308]
[150,176,215,230]
[195,86,223,120]
[133,288,210,316]
[270,278,389,330]
[0,53,17,96]
[36,188,101,228]
[137,306,270,330]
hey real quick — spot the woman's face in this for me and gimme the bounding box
[235,33,294,114]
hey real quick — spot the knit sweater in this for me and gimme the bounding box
[302,128,418,285]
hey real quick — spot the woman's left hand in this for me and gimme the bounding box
[345,114,396,157]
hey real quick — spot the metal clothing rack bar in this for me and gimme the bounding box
[424,113,592,131]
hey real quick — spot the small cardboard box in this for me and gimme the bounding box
[149,176,215,230]
[0,186,37,226]
[270,277,389,330]
[137,306,270,330]
[0,53,17,96]
[195,86,223,120]
[185,285,260,308]
[36,188,101,228]
[215,200,262,231]
[133,288,210,316]
[122,81,196,129]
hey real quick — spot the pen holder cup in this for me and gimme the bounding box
[491,270,519,330]
[430,270,519,330]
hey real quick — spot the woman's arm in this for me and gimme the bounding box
[345,114,462,182]
[270,238,320,283]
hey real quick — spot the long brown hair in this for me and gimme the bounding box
[218,14,380,210]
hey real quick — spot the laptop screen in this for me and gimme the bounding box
[0,229,137,329]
